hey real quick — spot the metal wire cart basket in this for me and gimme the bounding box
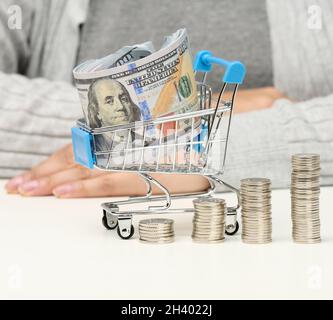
[72,51,246,239]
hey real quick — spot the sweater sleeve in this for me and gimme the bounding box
[220,94,333,189]
[0,1,81,178]
[0,72,81,178]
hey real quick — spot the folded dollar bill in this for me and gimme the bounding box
[73,28,200,169]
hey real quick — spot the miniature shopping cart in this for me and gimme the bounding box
[71,51,246,239]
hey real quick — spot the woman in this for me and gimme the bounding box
[3,0,333,197]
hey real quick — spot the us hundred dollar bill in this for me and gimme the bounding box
[73,29,200,169]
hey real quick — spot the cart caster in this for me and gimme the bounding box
[225,221,239,236]
[117,225,135,240]
[102,210,118,230]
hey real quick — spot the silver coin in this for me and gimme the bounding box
[242,229,272,233]
[193,216,225,221]
[192,197,227,244]
[242,239,272,245]
[241,178,271,185]
[139,230,174,236]
[241,177,272,244]
[140,235,174,240]
[139,231,174,236]
[139,238,174,244]
[193,198,226,206]
[138,218,175,244]
[139,218,174,226]
[192,238,225,244]
[192,226,224,231]
[290,153,321,244]
[193,225,225,230]
[192,231,225,236]
[139,225,173,231]
[192,233,225,239]
[192,234,225,239]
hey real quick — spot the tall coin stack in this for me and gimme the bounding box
[241,178,272,244]
[139,218,175,244]
[291,154,321,244]
[192,198,226,243]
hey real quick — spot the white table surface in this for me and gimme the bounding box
[0,180,332,300]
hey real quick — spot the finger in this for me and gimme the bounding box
[29,144,75,178]
[18,166,102,197]
[52,173,146,198]
[5,145,75,193]
[5,174,32,194]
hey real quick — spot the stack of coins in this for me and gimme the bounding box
[139,218,175,244]
[291,154,321,244]
[241,178,272,244]
[192,198,226,243]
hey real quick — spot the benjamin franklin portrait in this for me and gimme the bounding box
[87,78,142,153]
[87,78,141,129]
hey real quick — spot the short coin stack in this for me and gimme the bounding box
[139,218,175,244]
[291,154,321,244]
[192,198,226,243]
[241,178,272,244]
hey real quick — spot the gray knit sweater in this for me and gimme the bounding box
[0,0,332,189]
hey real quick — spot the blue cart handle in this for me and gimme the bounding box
[194,50,246,85]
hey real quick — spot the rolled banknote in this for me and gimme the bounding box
[73,29,200,169]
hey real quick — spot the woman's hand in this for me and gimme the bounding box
[222,86,287,113]
[5,144,210,198]
[5,145,103,196]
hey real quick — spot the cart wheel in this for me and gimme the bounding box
[102,211,118,230]
[117,225,135,240]
[225,221,239,236]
